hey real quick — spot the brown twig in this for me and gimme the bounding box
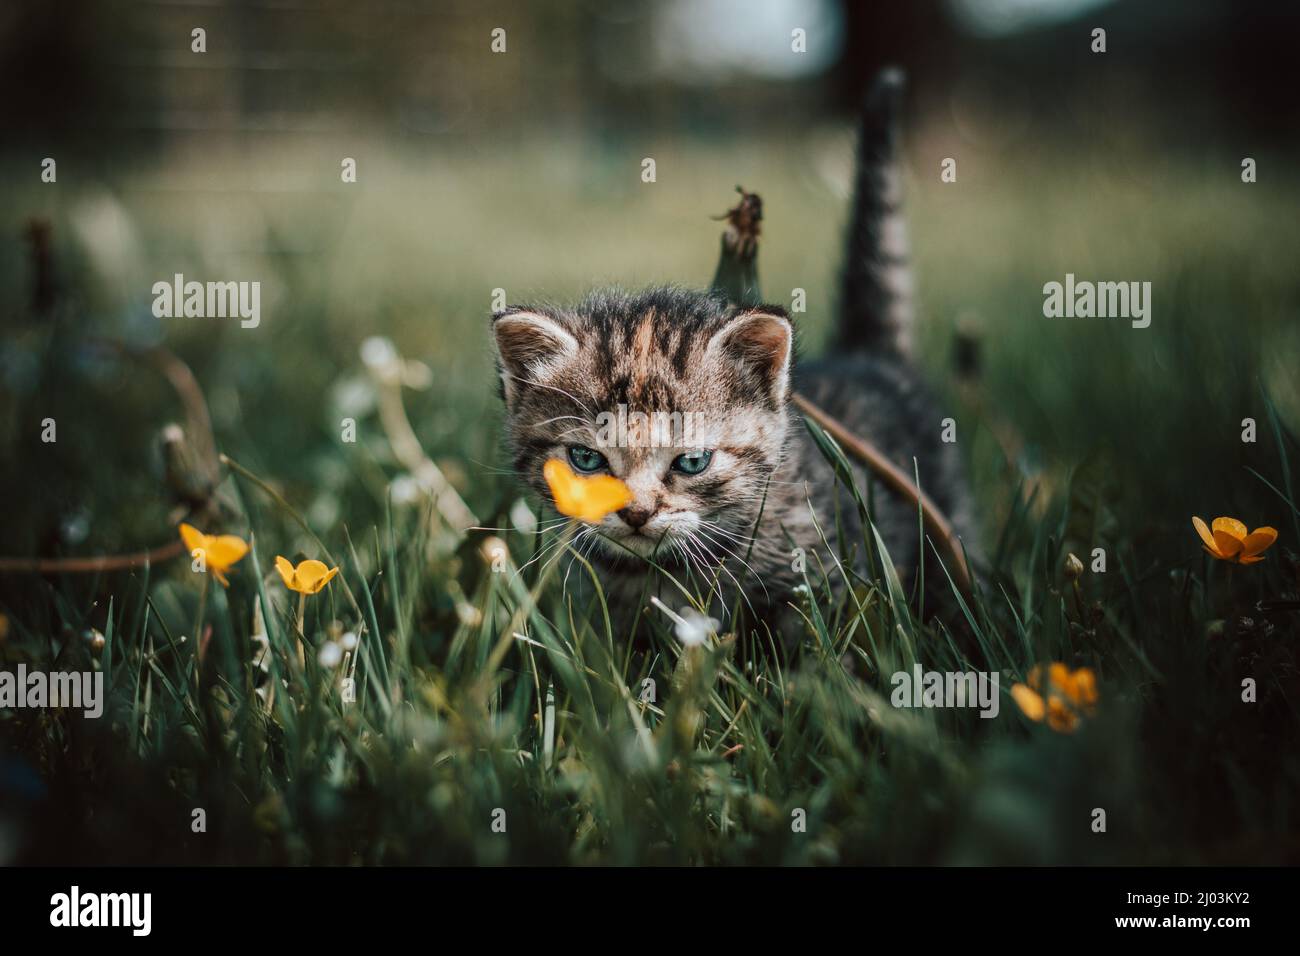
[711,184,763,258]
[0,340,220,576]
[90,338,221,484]
[0,539,185,574]
[366,349,478,535]
[791,392,974,598]
[705,184,972,599]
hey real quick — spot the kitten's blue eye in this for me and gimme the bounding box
[567,445,608,473]
[671,450,714,476]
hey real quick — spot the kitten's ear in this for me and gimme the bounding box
[707,309,793,408]
[492,310,579,406]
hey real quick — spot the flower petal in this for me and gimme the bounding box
[1242,527,1278,556]
[1046,698,1078,733]
[1237,554,1266,565]
[1211,517,1247,541]
[207,535,249,568]
[544,459,580,515]
[179,523,209,554]
[1047,662,1071,695]
[274,555,297,589]
[294,559,333,594]
[577,475,633,523]
[1069,667,1098,708]
[315,566,340,593]
[1011,684,1045,722]
[1212,529,1244,558]
[1192,516,1219,554]
[544,458,632,524]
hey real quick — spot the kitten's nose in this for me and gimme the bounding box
[618,506,653,530]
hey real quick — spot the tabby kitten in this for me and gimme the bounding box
[492,70,971,632]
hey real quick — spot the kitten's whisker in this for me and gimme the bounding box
[694,524,766,575]
[555,425,598,441]
[514,539,566,578]
[671,532,716,602]
[515,525,587,577]
[696,519,783,560]
[673,530,730,602]
[471,516,572,535]
[682,530,755,617]
[535,414,590,429]
[538,529,586,580]
[690,527,769,603]
[696,519,757,547]
[561,527,598,592]
[506,374,595,416]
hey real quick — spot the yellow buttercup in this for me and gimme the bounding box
[543,458,632,524]
[1192,516,1277,565]
[179,523,249,587]
[1011,663,1098,734]
[275,556,340,595]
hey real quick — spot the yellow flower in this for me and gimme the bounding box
[1011,663,1098,734]
[1192,516,1277,565]
[275,556,340,595]
[179,522,249,587]
[543,458,632,524]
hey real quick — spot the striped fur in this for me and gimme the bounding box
[839,66,914,357]
[494,289,793,575]
[492,71,971,635]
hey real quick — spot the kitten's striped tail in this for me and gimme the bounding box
[837,67,913,358]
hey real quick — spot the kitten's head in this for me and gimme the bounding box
[492,287,792,564]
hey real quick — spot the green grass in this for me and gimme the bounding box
[2,133,1299,864]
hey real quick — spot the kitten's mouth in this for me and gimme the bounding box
[592,527,673,561]
[612,529,665,548]
[621,529,659,541]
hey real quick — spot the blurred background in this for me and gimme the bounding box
[2,0,1299,558]
[1,0,1299,868]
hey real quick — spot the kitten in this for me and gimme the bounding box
[492,70,972,635]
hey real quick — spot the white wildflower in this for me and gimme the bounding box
[317,641,343,669]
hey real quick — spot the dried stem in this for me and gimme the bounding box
[0,340,221,576]
[371,362,478,535]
